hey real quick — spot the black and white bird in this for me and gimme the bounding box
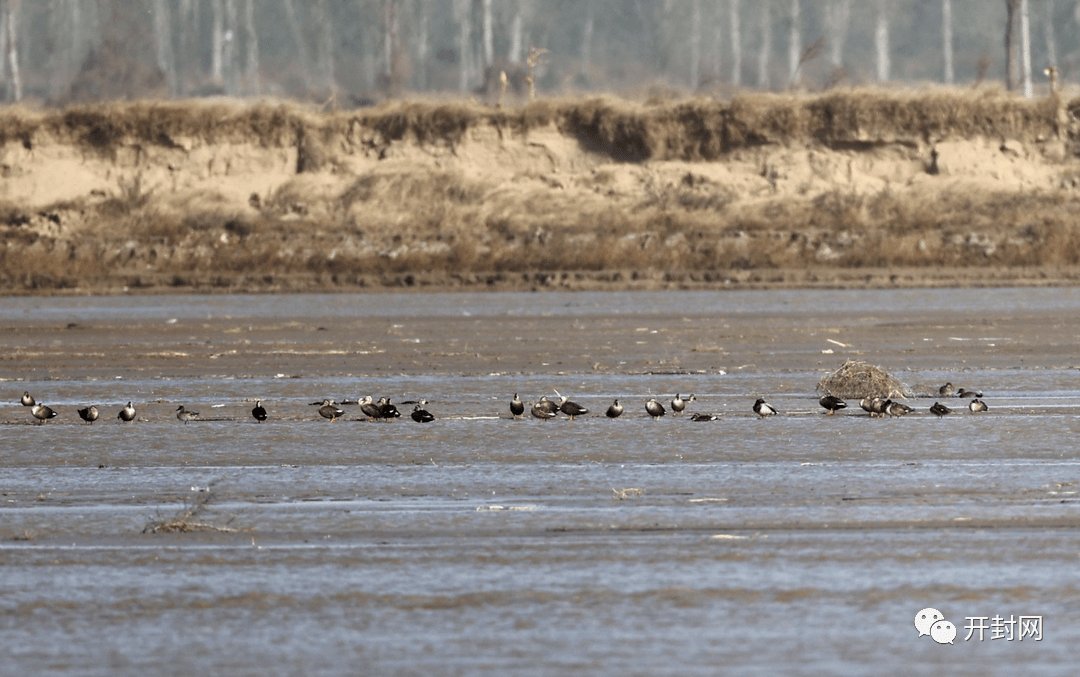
[605,399,624,418]
[31,403,57,424]
[118,402,137,423]
[938,382,955,397]
[358,396,382,421]
[690,412,719,421]
[176,405,200,424]
[319,399,345,422]
[531,400,557,420]
[251,400,268,423]
[77,405,99,425]
[645,398,666,418]
[378,397,401,420]
[968,399,988,413]
[818,395,847,415]
[510,393,525,419]
[929,402,951,417]
[886,401,913,418]
[753,398,778,417]
[671,393,696,415]
[20,391,36,407]
[411,403,435,423]
[957,388,983,399]
[558,395,589,420]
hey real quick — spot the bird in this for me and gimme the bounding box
[957,388,983,399]
[176,405,200,424]
[969,399,988,413]
[866,397,891,418]
[318,399,345,422]
[818,395,847,415]
[531,400,557,420]
[411,403,435,423]
[939,382,955,397]
[605,399,624,418]
[558,395,589,420]
[118,402,137,423]
[251,400,267,422]
[860,397,876,416]
[77,405,99,425]
[378,397,401,420]
[886,401,913,418]
[359,396,382,421]
[671,393,696,415]
[690,412,719,421]
[510,393,525,418]
[929,402,952,418]
[30,403,57,424]
[753,398,778,417]
[20,391,36,407]
[645,398,666,418]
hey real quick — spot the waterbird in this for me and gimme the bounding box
[510,393,525,418]
[605,399,624,418]
[939,382,955,397]
[534,396,559,417]
[957,388,983,399]
[251,400,267,422]
[885,401,913,418]
[929,402,952,418]
[753,398,778,417]
[690,412,719,421]
[359,396,382,421]
[859,398,876,416]
[318,399,345,422]
[671,393,696,415]
[531,401,557,420]
[378,397,401,420]
[31,403,57,424]
[176,405,200,424]
[558,395,589,420]
[868,397,891,418]
[818,395,847,415]
[645,398,666,418]
[968,399,988,413]
[411,403,435,423]
[77,405,99,425]
[118,402,137,422]
[20,391,36,407]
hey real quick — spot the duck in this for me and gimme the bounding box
[118,402,137,423]
[690,412,719,421]
[358,396,382,421]
[318,399,345,422]
[31,403,57,424]
[77,405,100,425]
[531,400,557,420]
[558,395,589,420]
[968,399,988,413]
[20,391,36,407]
[671,393,696,415]
[510,393,525,418]
[938,382,955,397]
[605,399,624,418]
[957,388,983,399]
[176,405,200,424]
[886,401,913,418]
[818,395,847,415]
[860,397,876,416]
[411,403,435,423]
[929,402,952,417]
[869,397,891,418]
[645,398,666,418]
[251,400,268,422]
[378,397,401,420]
[753,398,778,417]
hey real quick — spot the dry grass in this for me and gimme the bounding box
[817,360,912,400]
[142,489,238,534]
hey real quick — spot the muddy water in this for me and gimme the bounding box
[3,289,1080,676]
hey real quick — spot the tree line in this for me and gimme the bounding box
[1,0,1076,104]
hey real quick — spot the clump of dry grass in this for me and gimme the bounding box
[817,360,912,399]
[142,489,238,534]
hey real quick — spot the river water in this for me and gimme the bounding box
[2,289,1079,676]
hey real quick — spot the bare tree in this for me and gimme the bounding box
[1020,0,1032,97]
[152,0,177,95]
[1044,0,1058,68]
[243,0,259,95]
[581,0,595,81]
[825,0,851,69]
[481,0,493,70]
[1005,0,1019,90]
[414,0,431,89]
[689,0,701,86]
[730,0,742,86]
[454,0,473,91]
[281,0,312,91]
[942,0,954,83]
[508,0,531,64]
[313,0,336,95]
[757,0,771,88]
[788,0,800,86]
[0,2,7,88]
[875,0,890,82]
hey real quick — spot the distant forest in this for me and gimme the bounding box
[0,0,1076,105]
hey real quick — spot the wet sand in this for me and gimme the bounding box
[2,289,1080,675]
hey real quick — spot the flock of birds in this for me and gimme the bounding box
[16,382,988,426]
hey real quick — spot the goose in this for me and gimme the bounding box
[534,396,560,417]
[818,395,847,415]
[671,393,696,415]
[886,401,913,418]
[860,397,876,416]
[318,399,345,422]
[531,401,557,420]
[251,400,268,422]
[31,403,57,424]
[510,393,525,418]
[753,398,778,417]
[77,405,99,425]
[118,402,137,423]
[176,405,200,424]
[359,396,382,421]
[870,397,891,418]
[645,398,666,418]
[605,399,624,418]
[929,402,951,417]
[411,403,435,423]
[968,399,988,413]
[938,382,955,397]
[20,391,36,407]
[558,395,589,420]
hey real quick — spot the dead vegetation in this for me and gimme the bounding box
[817,360,912,400]
[142,489,239,534]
